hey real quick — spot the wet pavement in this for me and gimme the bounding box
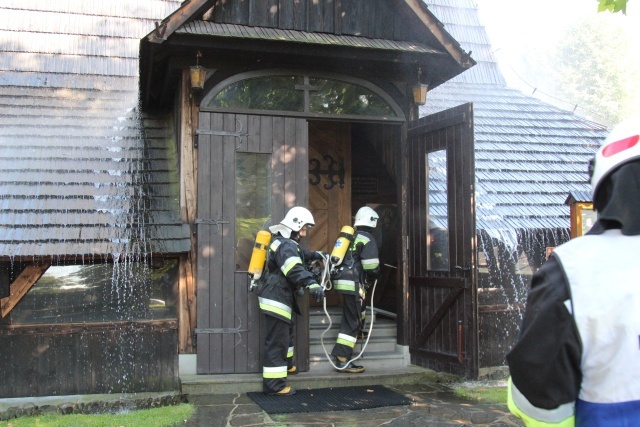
[184,381,525,426]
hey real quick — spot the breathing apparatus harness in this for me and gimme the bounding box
[314,226,378,371]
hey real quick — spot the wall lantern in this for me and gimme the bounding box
[413,83,428,105]
[190,51,206,90]
[412,67,428,105]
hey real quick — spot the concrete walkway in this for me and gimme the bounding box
[0,375,525,426]
[184,380,525,426]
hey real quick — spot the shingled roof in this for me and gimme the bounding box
[139,0,475,111]
[0,0,190,259]
[0,0,608,259]
[423,0,607,240]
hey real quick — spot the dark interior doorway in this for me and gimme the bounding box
[351,123,399,314]
[307,121,400,313]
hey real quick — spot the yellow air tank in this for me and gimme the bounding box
[248,230,272,281]
[330,226,355,266]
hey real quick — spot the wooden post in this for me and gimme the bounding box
[178,69,199,354]
[1,262,51,318]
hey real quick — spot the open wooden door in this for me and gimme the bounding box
[308,121,352,307]
[195,113,310,374]
[406,103,478,378]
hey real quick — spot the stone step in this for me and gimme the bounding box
[309,307,396,322]
[308,306,404,372]
[310,334,398,354]
[310,320,397,339]
[179,307,411,396]
[309,349,408,373]
[180,365,439,395]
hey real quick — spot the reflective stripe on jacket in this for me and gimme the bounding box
[257,235,316,323]
[334,229,379,296]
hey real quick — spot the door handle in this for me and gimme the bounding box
[454,265,472,272]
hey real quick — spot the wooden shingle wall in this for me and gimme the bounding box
[426,0,504,85]
[0,0,190,258]
[205,0,439,45]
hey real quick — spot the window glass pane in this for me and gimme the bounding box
[426,149,449,271]
[207,76,304,111]
[580,206,597,236]
[309,78,395,116]
[236,153,271,271]
[11,259,179,324]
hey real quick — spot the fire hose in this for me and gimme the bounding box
[315,253,377,371]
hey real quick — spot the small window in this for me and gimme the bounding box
[207,75,304,111]
[235,153,271,271]
[426,149,449,271]
[11,259,178,325]
[204,72,400,119]
[308,78,395,116]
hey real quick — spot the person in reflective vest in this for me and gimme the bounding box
[330,206,380,373]
[258,206,324,396]
[506,116,640,426]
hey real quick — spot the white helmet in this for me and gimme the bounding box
[354,206,379,228]
[269,206,315,238]
[590,116,640,199]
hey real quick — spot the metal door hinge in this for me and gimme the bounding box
[195,118,247,149]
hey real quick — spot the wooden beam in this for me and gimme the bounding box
[0,319,178,336]
[147,0,213,43]
[178,69,199,354]
[1,262,51,318]
[402,0,474,68]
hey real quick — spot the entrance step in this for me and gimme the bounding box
[309,308,407,373]
[180,307,413,395]
[180,366,439,395]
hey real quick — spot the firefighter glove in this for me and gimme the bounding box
[364,278,375,290]
[312,251,327,261]
[308,283,324,301]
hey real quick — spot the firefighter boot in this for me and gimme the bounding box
[270,386,296,396]
[334,356,365,373]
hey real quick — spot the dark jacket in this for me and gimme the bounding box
[257,235,317,323]
[333,229,380,296]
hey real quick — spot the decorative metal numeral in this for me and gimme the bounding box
[309,155,345,190]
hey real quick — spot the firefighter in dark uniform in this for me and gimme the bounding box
[506,116,640,426]
[258,206,324,396]
[331,206,380,373]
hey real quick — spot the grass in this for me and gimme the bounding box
[1,403,195,427]
[453,385,508,404]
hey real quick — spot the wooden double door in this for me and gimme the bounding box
[194,105,479,378]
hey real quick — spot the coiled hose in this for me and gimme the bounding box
[315,254,377,370]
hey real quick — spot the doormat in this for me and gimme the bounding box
[247,385,411,414]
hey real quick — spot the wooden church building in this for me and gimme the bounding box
[0,0,478,397]
[0,0,609,398]
[139,0,480,380]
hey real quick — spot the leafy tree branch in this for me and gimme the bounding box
[598,0,629,14]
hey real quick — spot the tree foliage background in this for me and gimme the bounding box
[553,14,639,125]
[476,0,639,127]
[598,0,629,14]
